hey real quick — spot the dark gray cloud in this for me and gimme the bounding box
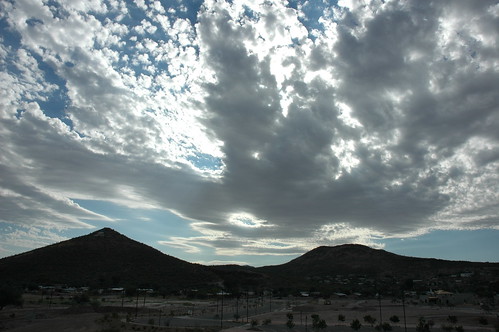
[1,0,498,260]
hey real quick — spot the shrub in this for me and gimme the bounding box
[73,293,90,304]
[455,326,464,332]
[251,319,259,327]
[364,315,377,326]
[376,323,392,331]
[416,317,434,332]
[91,299,101,308]
[351,319,362,331]
[338,314,346,322]
[478,317,488,325]
[0,287,23,310]
[390,315,400,323]
[381,322,393,331]
[441,325,453,332]
[286,319,295,329]
[447,316,458,324]
[263,318,271,325]
[311,314,327,330]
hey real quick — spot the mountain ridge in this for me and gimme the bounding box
[1,228,498,294]
[0,227,220,291]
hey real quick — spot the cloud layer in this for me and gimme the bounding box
[1,0,498,259]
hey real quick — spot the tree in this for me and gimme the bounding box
[364,314,377,326]
[376,322,392,331]
[417,317,434,332]
[441,325,453,332]
[0,287,23,310]
[311,314,327,330]
[478,317,488,325]
[351,319,362,331]
[286,312,295,329]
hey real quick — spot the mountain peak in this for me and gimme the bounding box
[89,227,122,238]
[0,227,220,289]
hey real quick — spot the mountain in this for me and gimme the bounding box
[1,230,498,295]
[0,228,220,291]
[258,244,499,293]
[260,244,498,277]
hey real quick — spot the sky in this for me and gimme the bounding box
[1,0,498,267]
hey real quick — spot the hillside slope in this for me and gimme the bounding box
[258,244,499,288]
[0,228,220,290]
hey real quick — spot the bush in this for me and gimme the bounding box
[311,314,327,330]
[351,319,362,331]
[286,312,295,329]
[447,316,458,324]
[251,319,259,327]
[0,287,23,310]
[375,323,392,331]
[364,315,377,326]
[390,315,400,323]
[381,322,393,331]
[91,299,101,308]
[441,325,454,332]
[478,317,488,325]
[263,318,271,325]
[73,293,90,304]
[455,326,464,332]
[416,317,434,332]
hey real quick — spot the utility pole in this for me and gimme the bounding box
[221,290,224,329]
[135,290,139,318]
[269,290,272,312]
[378,293,383,324]
[402,291,407,332]
[236,295,239,321]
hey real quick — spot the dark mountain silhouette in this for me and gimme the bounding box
[260,243,489,277]
[258,244,499,292]
[1,229,498,294]
[0,228,220,291]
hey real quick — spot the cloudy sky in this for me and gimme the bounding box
[1,0,498,266]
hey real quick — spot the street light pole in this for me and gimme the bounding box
[402,291,407,332]
[221,290,224,329]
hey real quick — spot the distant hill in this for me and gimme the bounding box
[0,228,220,291]
[258,244,499,292]
[1,230,498,294]
[260,243,499,277]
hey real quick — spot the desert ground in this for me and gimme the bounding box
[1,293,497,332]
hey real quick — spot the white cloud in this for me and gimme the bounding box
[1,0,498,262]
